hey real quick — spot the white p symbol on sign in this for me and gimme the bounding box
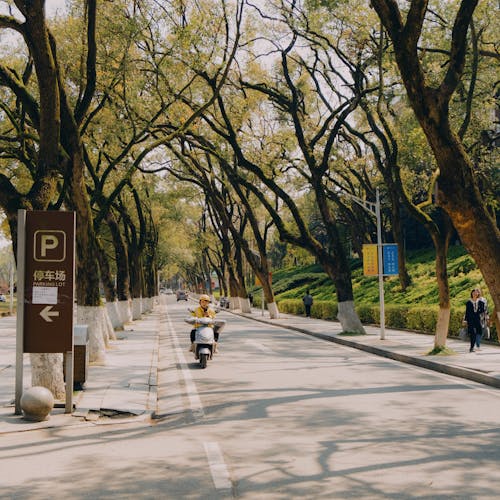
[34,230,66,262]
[41,235,58,257]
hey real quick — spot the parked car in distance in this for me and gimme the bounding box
[0,294,6,302]
[160,288,173,295]
[176,290,188,301]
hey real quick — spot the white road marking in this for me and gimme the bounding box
[244,339,273,353]
[204,442,232,490]
[166,311,205,419]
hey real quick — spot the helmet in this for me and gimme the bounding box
[199,294,211,303]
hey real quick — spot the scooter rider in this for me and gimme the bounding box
[190,294,218,352]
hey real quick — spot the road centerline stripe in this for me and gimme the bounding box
[166,311,205,419]
[204,441,232,490]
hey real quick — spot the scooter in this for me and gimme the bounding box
[184,316,226,368]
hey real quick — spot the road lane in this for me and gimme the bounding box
[166,301,500,499]
[1,300,499,499]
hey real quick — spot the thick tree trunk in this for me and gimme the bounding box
[239,297,252,313]
[317,242,365,334]
[370,0,499,318]
[106,212,131,303]
[267,301,280,319]
[259,273,279,319]
[117,300,133,325]
[66,150,108,362]
[433,234,452,349]
[97,231,122,330]
[228,273,239,310]
[96,237,117,303]
[313,182,365,333]
[430,132,500,316]
[128,246,143,320]
[30,353,65,400]
[11,2,63,400]
[320,252,366,333]
[390,198,411,290]
[78,305,108,364]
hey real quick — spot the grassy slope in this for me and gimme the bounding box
[256,245,490,309]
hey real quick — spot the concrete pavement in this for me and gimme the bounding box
[1,302,499,434]
[238,307,500,389]
[0,307,161,434]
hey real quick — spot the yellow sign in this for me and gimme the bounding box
[255,272,272,287]
[362,244,379,276]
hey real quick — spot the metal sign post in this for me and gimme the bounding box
[375,189,385,340]
[15,210,26,415]
[344,188,386,339]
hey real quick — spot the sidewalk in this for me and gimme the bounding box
[1,303,499,434]
[0,306,161,434]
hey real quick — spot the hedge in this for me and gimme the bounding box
[275,299,497,341]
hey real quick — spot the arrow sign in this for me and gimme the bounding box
[40,305,60,322]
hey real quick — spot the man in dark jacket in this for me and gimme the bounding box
[303,290,313,318]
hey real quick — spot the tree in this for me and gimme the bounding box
[190,2,371,331]
[369,0,500,326]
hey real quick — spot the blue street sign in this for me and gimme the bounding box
[383,244,398,275]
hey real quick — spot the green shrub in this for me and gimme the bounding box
[313,301,338,320]
[356,304,377,324]
[278,299,304,315]
[449,307,464,337]
[406,306,438,333]
[277,299,339,320]
[385,305,410,328]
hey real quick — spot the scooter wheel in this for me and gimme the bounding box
[200,353,208,369]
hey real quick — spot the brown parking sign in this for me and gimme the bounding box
[23,211,75,353]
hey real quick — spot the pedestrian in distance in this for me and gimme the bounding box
[303,290,313,318]
[463,288,485,352]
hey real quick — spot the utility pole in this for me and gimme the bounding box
[341,188,385,340]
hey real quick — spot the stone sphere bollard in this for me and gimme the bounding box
[20,386,55,422]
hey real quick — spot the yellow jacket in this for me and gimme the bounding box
[191,305,216,328]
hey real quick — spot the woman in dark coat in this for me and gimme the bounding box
[464,288,485,353]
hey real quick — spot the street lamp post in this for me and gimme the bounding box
[375,189,385,340]
[342,188,385,340]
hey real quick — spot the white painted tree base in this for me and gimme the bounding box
[435,307,450,348]
[267,301,280,319]
[77,305,108,364]
[240,297,251,313]
[132,298,142,320]
[117,300,132,325]
[337,301,365,333]
[30,353,65,400]
[229,297,240,310]
[103,308,116,342]
[142,297,153,313]
[106,301,123,331]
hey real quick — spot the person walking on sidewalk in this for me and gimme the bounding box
[303,290,313,318]
[464,288,485,352]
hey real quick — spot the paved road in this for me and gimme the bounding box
[2,300,499,499]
